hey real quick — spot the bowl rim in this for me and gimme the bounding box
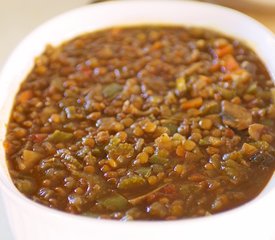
[0,0,274,227]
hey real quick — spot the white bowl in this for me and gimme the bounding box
[0,1,275,240]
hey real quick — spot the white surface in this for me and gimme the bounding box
[0,192,13,240]
[0,1,275,240]
[0,1,89,239]
[0,0,89,70]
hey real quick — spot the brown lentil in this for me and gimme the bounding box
[148,176,158,185]
[183,140,196,151]
[199,119,213,130]
[136,152,149,164]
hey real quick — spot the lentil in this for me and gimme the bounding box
[183,140,196,151]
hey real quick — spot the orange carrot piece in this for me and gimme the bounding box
[181,97,203,110]
[215,44,233,58]
[223,54,239,71]
[3,140,12,154]
[222,73,232,82]
[17,90,33,103]
[151,41,163,50]
[210,62,220,72]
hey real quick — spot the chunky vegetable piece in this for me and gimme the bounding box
[221,100,252,130]
[5,26,275,220]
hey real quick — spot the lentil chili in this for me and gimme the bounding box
[4,26,275,220]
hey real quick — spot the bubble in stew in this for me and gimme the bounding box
[4,26,275,220]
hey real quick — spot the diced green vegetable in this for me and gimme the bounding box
[65,106,77,119]
[135,167,151,178]
[223,159,251,182]
[199,136,223,147]
[246,82,257,94]
[149,154,168,165]
[103,83,123,99]
[176,77,187,93]
[117,175,146,190]
[179,183,200,199]
[47,130,73,143]
[98,192,128,211]
[105,137,134,162]
[123,207,144,220]
[241,143,258,156]
[261,119,274,127]
[76,146,91,158]
[217,87,236,100]
[21,150,43,170]
[248,123,265,141]
[258,89,271,101]
[163,122,178,135]
[251,141,270,151]
[199,101,220,115]
[91,147,102,157]
[57,148,83,170]
[199,138,210,146]
[151,164,164,174]
[64,106,84,119]
[40,106,58,122]
[14,178,36,194]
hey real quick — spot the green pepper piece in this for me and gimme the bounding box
[199,101,220,115]
[163,122,178,135]
[246,82,257,94]
[47,130,73,143]
[176,77,187,93]
[14,178,36,194]
[22,150,43,170]
[251,141,270,151]
[217,86,236,100]
[91,147,102,157]
[135,167,151,178]
[179,183,201,199]
[117,175,146,190]
[103,83,123,99]
[199,136,223,147]
[149,154,168,165]
[151,164,164,174]
[98,192,128,211]
[64,106,77,119]
[261,119,274,127]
